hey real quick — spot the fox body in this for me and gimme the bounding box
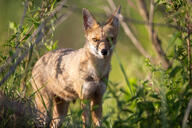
[31,7,120,128]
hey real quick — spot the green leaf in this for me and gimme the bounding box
[169,66,181,78]
[9,21,17,33]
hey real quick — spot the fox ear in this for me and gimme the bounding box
[82,8,99,31]
[106,5,121,28]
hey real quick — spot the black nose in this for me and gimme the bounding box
[101,49,108,56]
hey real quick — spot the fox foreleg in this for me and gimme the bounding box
[91,82,106,127]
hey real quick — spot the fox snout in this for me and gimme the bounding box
[101,49,108,56]
[98,42,110,57]
[88,40,112,58]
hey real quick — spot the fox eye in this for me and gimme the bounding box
[106,37,114,42]
[92,38,100,42]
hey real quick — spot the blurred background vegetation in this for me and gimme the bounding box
[0,0,192,128]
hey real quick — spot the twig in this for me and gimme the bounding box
[122,16,185,32]
[136,0,149,21]
[187,34,191,86]
[19,25,34,42]
[182,98,192,128]
[49,0,67,17]
[48,9,72,35]
[136,0,151,39]
[186,12,192,86]
[54,10,72,28]
[106,0,152,61]
[19,0,28,32]
[16,0,29,48]
[149,0,154,33]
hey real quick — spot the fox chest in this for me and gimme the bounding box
[81,80,106,99]
[78,71,108,99]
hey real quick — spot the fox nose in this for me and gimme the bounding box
[101,49,108,56]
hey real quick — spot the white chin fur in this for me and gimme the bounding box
[89,43,103,58]
[89,43,109,59]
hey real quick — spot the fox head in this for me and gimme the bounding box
[83,6,121,59]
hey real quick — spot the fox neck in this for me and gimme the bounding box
[83,42,111,78]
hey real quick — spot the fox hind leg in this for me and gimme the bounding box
[81,101,91,128]
[34,91,52,127]
[50,97,69,128]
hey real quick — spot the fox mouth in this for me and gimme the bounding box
[93,50,110,59]
[98,51,109,58]
[88,43,110,59]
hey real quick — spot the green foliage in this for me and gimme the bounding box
[105,59,192,127]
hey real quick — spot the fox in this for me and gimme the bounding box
[31,6,121,128]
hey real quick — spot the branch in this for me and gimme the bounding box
[186,12,192,86]
[49,0,67,17]
[20,0,28,28]
[137,0,171,69]
[136,0,149,21]
[182,98,192,128]
[106,0,153,61]
[122,16,185,31]
[16,0,29,47]
[136,0,151,39]
[150,0,172,69]
[48,8,73,35]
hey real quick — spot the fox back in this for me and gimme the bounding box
[31,6,121,128]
